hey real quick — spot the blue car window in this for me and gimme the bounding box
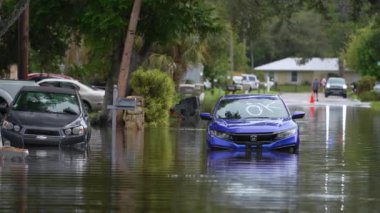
[216,97,289,119]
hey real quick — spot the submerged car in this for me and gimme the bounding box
[200,94,305,153]
[0,86,91,147]
[325,77,347,98]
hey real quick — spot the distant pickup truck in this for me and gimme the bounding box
[0,80,37,107]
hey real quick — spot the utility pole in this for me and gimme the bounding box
[229,29,234,73]
[250,40,254,70]
[17,2,29,80]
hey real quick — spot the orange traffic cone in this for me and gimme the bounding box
[310,93,315,104]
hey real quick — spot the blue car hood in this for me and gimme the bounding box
[6,110,78,128]
[211,118,295,133]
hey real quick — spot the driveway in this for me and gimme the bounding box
[278,92,370,107]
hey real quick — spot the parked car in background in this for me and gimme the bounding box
[36,79,105,112]
[241,74,260,90]
[230,76,243,91]
[28,73,74,82]
[0,80,38,121]
[200,94,305,153]
[0,86,91,147]
[374,82,380,93]
[325,77,347,98]
[0,80,38,107]
[203,79,212,89]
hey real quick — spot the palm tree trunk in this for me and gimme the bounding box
[116,0,143,123]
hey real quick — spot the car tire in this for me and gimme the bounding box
[343,94,347,98]
[325,93,328,98]
[83,101,91,112]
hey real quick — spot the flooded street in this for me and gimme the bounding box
[1,97,380,212]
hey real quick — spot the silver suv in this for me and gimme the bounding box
[325,77,347,98]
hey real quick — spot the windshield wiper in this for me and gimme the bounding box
[63,107,78,115]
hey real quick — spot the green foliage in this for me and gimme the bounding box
[201,88,225,112]
[357,75,376,93]
[371,101,380,110]
[0,0,81,72]
[358,91,379,102]
[254,71,265,82]
[130,68,176,125]
[343,22,380,79]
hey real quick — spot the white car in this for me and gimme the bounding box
[37,78,105,112]
[231,76,243,90]
[374,83,380,93]
[241,74,260,90]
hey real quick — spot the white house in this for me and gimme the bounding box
[254,57,360,85]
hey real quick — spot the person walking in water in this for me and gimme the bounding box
[320,77,327,92]
[312,78,319,101]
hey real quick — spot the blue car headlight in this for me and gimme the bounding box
[2,120,21,132]
[210,129,230,140]
[275,128,297,140]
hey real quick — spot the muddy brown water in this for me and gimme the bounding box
[1,105,380,212]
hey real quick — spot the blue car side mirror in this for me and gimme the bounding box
[200,113,213,120]
[292,111,305,119]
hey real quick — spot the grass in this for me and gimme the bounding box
[371,101,380,110]
[202,88,225,112]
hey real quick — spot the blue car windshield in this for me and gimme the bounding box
[215,97,289,119]
[12,91,80,115]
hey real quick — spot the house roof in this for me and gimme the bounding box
[254,57,339,72]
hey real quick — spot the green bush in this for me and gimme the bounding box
[357,75,376,93]
[202,88,225,112]
[131,68,176,125]
[358,91,379,101]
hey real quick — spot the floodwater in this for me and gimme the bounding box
[1,104,380,212]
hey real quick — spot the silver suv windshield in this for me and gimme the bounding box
[328,78,345,84]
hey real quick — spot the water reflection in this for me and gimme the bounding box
[0,145,89,212]
[207,150,298,211]
[1,106,380,212]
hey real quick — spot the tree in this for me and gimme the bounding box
[0,0,29,38]
[117,0,142,123]
[77,0,221,122]
[0,0,81,73]
[343,21,380,79]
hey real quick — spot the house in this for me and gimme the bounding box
[254,57,360,85]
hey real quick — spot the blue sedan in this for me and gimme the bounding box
[200,94,305,153]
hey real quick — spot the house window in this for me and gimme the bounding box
[268,72,274,81]
[291,71,298,82]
